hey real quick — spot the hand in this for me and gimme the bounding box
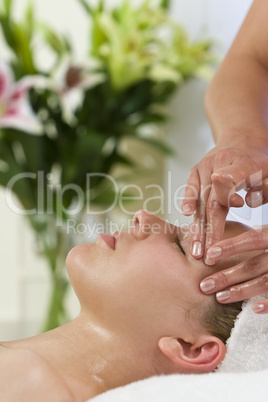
[200,227,268,314]
[182,140,268,261]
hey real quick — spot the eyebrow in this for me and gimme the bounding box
[175,237,186,256]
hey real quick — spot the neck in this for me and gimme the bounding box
[7,312,156,400]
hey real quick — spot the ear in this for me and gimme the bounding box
[158,335,226,373]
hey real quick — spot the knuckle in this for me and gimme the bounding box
[244,256,261,275]
[247,229,264,245]
[195,199,206,215]
[214,149,230,165]
[207,198,220,215]
[260,274,268,289]
[232,283,244,299]
[191,220,205,240]
[202,183,212,199]
[216,271,230,288]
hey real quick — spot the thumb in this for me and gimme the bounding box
[246,177,268,207]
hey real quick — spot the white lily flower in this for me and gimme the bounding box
[52,55,106,125]
[0,60,47,135]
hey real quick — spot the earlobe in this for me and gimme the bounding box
[158,336,226,373]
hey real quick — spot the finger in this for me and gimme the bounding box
[206,228,268,261]
[252,299,268,314]
[211,173,245,208]
[182,167,200,216]
[203,187,229,265]
[203,152,236,262]
[212,159,264,207]
[246,177,268,207]
[200,251,268,294]
[190,174,212,259]
[190,200,206,259]
[215,272,268,304]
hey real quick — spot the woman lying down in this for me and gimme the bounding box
[0,210,262,402]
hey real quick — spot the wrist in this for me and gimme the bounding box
[217,127,268,152]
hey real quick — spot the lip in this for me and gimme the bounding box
[99,234,116,250]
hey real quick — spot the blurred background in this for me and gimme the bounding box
[2,0,267,341]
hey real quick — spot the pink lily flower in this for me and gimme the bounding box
[0,61,47,135]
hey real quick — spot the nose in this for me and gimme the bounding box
[131,210,162,240]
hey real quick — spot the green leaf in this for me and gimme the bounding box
[3,0,13,16]
[38,23,70,54]
[0,139,35,210]
[97,0,105,13]
[160,0,171,10]
[139,112,169,125]
[24,2,34,40]
[88,178,118,207]
[0,14,17,51]
[12,22,36,74]
[76,0,94,16]
[135,136,174,156]
[112,153,135,168]
[63,36,72,53]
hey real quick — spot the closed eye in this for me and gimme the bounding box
[175,237,186,256]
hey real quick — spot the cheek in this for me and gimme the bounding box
[104,249,193,336]
[108,245,187,313]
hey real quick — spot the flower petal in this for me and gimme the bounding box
[0,96,43,135]
[79,72,106,90]
[11,75,49,100]
[59,89,82,125]
[0,60,14,101]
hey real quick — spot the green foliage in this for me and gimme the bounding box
[0,0,215,332]
[38,23,71,55]
[88,0,214,91]
[0,0,215,219]
[160,0,171,10]
[76,0,94,15]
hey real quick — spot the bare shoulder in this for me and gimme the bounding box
[0,344,74,402]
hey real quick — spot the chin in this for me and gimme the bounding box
[66,244,93,279]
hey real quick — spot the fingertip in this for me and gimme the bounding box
[252,302,266,314]
[182,203,195,216]
[246,191,264,208]
[200,278,216,293]
[230,193,245,208]
[191,241,204,259]
[204,256,217,266]
[207,246,223,260]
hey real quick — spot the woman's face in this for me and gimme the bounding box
[67,210,217,340]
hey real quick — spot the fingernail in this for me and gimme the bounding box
[200,278,216,293]
[192,241,202,257]
[204,256,216,266]
[207,246,222,259]
[247,191,264,208]
[182,203,193,214]
[216,290,231,302]
[252,303,265,314]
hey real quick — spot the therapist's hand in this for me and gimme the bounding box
[181,138,268,261]
[200,227,268,314]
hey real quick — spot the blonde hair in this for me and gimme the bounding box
[201,299,243,344]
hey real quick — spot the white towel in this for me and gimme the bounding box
[90,371,268,402]
[218,295,268,372]
[90,296,268,401]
